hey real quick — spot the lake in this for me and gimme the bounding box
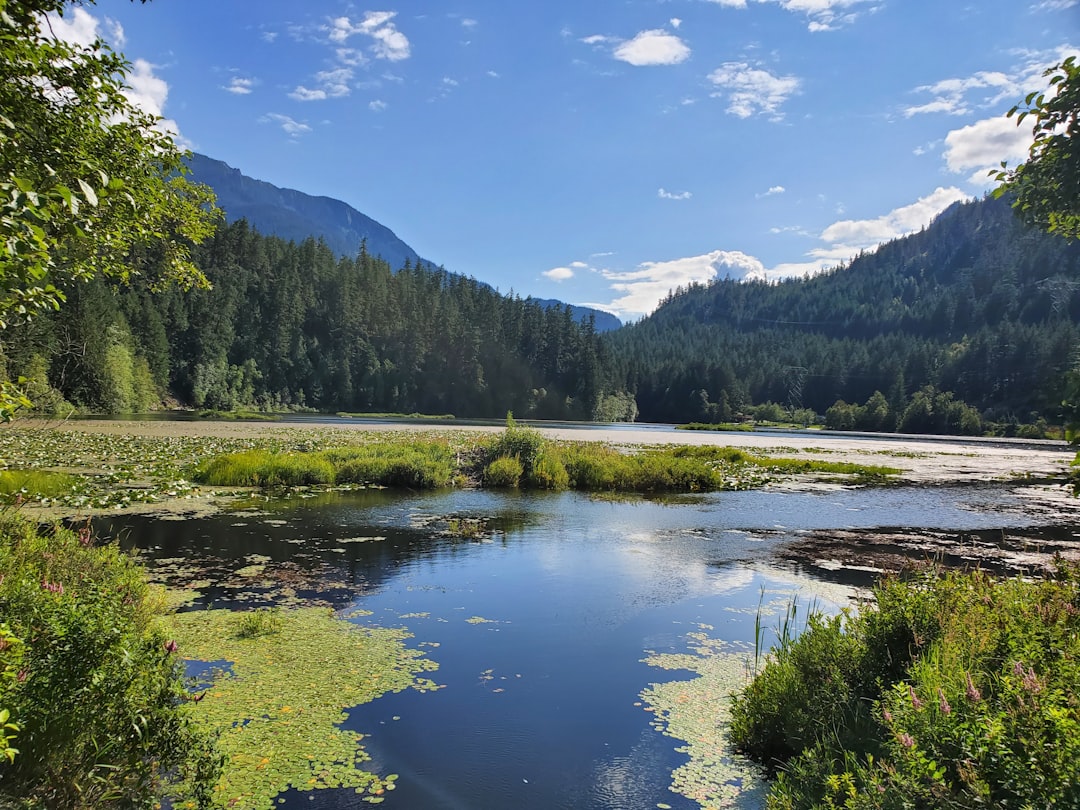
[93,474,1080,810]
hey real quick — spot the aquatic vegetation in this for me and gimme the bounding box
[483,455,523,487]
[168,606,440,809]
[641,632,767,809]
[0,469,76,498]
[731,565,1080,808]
[0,422,904,518]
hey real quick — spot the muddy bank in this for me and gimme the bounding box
[777,523,1080,586]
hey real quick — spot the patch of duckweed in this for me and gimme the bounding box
[641,633,767,809]
[167,606,440,809]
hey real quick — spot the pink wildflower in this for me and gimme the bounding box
[883,708,893,723]
[1013,660,1026,677]
[898,732,916,749]
[938,688,951,715]
[1022,666,1041,694]
[164,639,179,655]
[78,527,92,547]
[909,685,923,710]
[965,673,981,702]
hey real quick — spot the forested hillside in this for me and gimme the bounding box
[605,195,1080,427]
[2,221,631,420]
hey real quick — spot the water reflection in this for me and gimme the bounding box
[92,483,1078,810]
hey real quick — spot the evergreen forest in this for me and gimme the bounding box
[605,194,1080,431]
[4,194,1080,434]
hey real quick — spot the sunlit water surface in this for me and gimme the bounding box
[97,484,1070,809]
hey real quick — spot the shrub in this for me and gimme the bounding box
[527,452,570,490]
[484,455,523,488]
[733,565,1080,809]
[487,413,547,478]
[0,517,220,807]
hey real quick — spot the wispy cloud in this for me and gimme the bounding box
[369,99,387,112]
[260,113,311,137]
[758,185,786,197]
[904,71,1015,117]
[708,62,801,120]
[224,76,256,95]
[613,29,691,66]
[658,188,692,200]
[704,0,880,30]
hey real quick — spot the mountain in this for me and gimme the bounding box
[186,154,621,332]
[603,194,1080,424]
[527,299,622,333]
[186,153,428,272]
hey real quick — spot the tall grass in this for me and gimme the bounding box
[731,565,1080,808]
[0,470,76,498]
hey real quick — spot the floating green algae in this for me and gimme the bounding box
[167,606,440,809]
[641,633,767,809]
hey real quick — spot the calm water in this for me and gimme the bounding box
[97,484,1074,809]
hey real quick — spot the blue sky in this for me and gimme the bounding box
[57,1,1079,319]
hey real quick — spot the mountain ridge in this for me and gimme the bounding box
[185,153,621,332]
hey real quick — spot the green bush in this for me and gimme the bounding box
[528,452,570,490]
[487,413,547,478]
[484,455,523,488]
[0,517,220,807]
[733,565,1080,809]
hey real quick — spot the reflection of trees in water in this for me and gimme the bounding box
[96,492,539,609]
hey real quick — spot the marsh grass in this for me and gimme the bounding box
[731,564,1080,808]
[0,469,76,498]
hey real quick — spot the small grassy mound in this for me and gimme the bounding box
[0,469,77,499]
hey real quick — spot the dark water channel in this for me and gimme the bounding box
[97,484,1078,810]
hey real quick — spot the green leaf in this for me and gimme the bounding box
[76,178,98,207]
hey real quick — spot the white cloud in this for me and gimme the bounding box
[942,115,1033,185]
[1032,1,1077,9]
[658,188,693,200]
[261,113,311,137]
[570,261,589,268]
[820,186,969,248]
[461,18,478,28]
[613,30,691,66]
[670,17,683,28]
[544,267,575,282]
[487,70,500,79]
[291,67,354,101]
[704,0,877,28]
[261,30,278,44]
[225,77,255,95]
[581,34,612,45]
[771,0,878,30]
[759,185,786,197]
[42,7,102,48]
[597,251,767,317]
[369,99,387,112]
[904,71,1015,117]
[289,86,327,101]
[589,188,973,316]
[708,62,800,120]
[327,12,410,61]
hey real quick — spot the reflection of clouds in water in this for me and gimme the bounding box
[590,727,678,810]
